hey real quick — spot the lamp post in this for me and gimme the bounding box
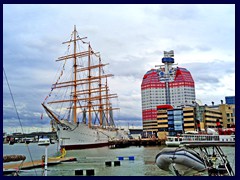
[38,137,50,176]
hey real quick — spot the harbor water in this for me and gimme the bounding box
[3,143,235,176]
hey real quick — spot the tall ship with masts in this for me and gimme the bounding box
[42,26,128,150]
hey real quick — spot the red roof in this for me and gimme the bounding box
[141,67,194,90]
[157,104,173,110]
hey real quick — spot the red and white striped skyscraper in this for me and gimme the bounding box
[141,51,195,133]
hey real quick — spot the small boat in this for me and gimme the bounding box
[8,137,15,145]
[3,155,26,163]
[9,140,14,145]
[3,155,26,176]
[165,136,182,147]
[38,137,50,146]
[24,138,33,144]
[155,147,206,176]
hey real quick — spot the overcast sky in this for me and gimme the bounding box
[3,4,235,133]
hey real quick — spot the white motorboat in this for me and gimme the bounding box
[165,136,182,147]
[38,137,50,146]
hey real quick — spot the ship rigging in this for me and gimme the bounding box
[42,25,127,150]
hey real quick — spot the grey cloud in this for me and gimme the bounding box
[111,56,148,79]
[155,4,201,20]
[174,44,211,52]
[194,75,220,84]
[184,60,235,75]
[182,60,235,90]
[175,45,194,52]
[195,45,212,52]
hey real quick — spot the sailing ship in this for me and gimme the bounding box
[42,25,128,150]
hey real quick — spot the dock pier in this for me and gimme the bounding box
[3,157,77,175]
[108,138,165,148]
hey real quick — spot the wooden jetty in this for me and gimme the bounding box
[3,156,77,175]
[108,138,165,148]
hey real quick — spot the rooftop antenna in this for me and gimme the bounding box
[155,50,177,104]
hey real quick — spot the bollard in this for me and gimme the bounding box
[105,161,112,167]
[118,156,124,160]
[42,155,45,162]
[114,161,121,166]
[75,170,83,176]
[86,169,95,176]
[129,156,135,160]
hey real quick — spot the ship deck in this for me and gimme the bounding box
[181,142,235,147]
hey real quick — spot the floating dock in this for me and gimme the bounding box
[3,157,77,175]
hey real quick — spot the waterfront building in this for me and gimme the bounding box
[157,105,190,136]
[167,108,184,136]
[157,105,173,133]
[155,104,225,135]
[141,51,195,134]
[223,96,235,127]
[210,101,235,128]
[183,107,195,132]
[202,106,223,128]
[218,104,235,128]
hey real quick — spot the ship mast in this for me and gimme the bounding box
[88,44,92,128]
[73,25,77,124]
[105,78,109,124]
[45,25,120,128]
[99,56,103,126]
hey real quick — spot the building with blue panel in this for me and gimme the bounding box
[225,96,235,105]
[167,109,184,136]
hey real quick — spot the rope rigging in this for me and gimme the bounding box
[41,27,119,130]
[3,67,38,176]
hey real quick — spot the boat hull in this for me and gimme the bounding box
[55,120,128,150]
[61,142,109,150]
[181,141,235,146]
[155,147,206,175]
[165,141,180,147]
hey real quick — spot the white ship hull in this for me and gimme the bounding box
[55,120,128,150]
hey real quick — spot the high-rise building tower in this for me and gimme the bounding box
[141,51,195,133]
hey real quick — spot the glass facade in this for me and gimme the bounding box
[168,109,183,136]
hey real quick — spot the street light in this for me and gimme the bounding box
[38,137,50,176]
